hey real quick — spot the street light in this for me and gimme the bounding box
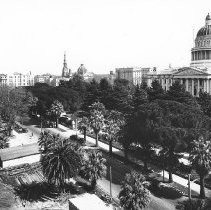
[188,174,191,202]
[37,114,43,133]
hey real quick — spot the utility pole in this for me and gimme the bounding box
[109,138,113,199]
[188,174,191,203]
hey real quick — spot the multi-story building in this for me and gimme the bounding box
[116,67,157,85]
[34,74,55,85]
[6,72,34,87]
[146,13,211,97]
[0,74,7,86]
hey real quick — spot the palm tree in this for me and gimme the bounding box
[119,171,150,210]
[104,110,124,155]
[48,100,64,128]
[189,136,211,198]
[78,116,89,142]
[81,150,106,190]
[158,127,184,182]
[38,131,61,154]
[89,102,105,147]
[41,143,82,189]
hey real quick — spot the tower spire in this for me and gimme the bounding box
[62,51,71,77]
[64,52,66,64]
[63,52,67,68]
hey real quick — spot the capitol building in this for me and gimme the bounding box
[147,13,211,97]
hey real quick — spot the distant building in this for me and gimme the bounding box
[116,67,156,85]
[34,74,54,85]
[0,74,7,86]
[51,76,70,86]
[6,72,34,87]
[62,53,71,78]
[93,71,116,84]
[77,64,94,81]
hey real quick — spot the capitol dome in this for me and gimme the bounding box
[77,64,87,75]
[190,13,211,71]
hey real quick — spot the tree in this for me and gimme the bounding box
[126,102,163,170]
[50,87,83,114]
[117,124,132,160]
[140,80,148,90]
[89,102,105,147]
[119,171,150,210]
[158,127,184,182]
[83,79,100,111]
[0,87,22,135]
[38,131,61,154]
[110,79,133,115]
[41,142,82,189]
[104,110,124,155]
[132,85,148,112]
[189,136,211,198]
[166,80,199,107]
[0,133,9,149]
[197,91,211,118]
[48,100,64,128]
[12,88,35,124]
[81,150,106,190]
[78,116,89,142]
[148,80,164,101]
[99,78,113,110]
[156,99,205,182]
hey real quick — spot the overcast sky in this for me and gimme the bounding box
[0,0,210,75]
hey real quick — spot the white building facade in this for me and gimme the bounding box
[116,67,157,85]
[6,72,34,87]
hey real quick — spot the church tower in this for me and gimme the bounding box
[62,53,71,77]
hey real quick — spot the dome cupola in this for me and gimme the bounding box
[196,14,211,37]
[206,13,211,27]
[206,13,211,21]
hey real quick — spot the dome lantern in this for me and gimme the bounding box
[206,13,211,26]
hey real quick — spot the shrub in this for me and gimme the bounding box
[158,183,183,199]
[176,198,211,210]
[69,135,86,145]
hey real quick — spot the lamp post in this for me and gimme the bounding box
[37,114,43,133]
[109,138,113,199]
[188,174,191,203]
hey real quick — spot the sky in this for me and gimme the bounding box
[0,0,210,75]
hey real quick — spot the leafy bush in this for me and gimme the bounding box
[69,135,85,145]
[148,178,160,192]
[158,183,183,199]
[176,198,211,210]
[119,171,150,210]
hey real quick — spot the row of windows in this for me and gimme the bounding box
[196,39,211,47]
